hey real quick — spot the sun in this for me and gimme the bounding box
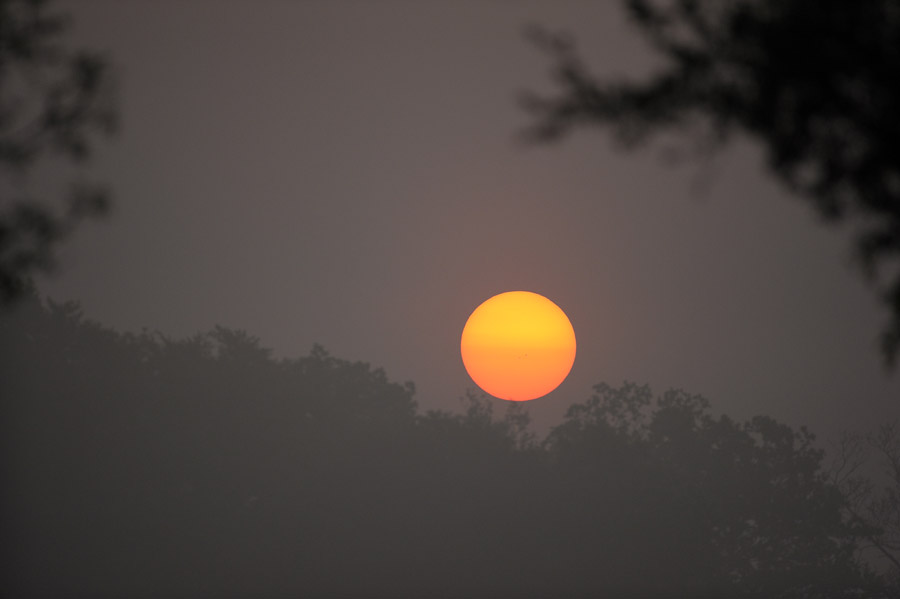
[460,291,576,401]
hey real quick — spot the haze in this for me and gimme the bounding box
[3,1,900,596]
[31,1,896,439]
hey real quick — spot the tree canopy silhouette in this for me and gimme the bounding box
[522,0,900,366]
[2,292,896,597]
[0,0,117,304]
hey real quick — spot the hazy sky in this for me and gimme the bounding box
[39,0,898,440]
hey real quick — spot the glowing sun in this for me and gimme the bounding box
[460,291,576,401]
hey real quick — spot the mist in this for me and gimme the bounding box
[2,1,899,597]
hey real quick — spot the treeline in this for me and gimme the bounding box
[0,294,897,598]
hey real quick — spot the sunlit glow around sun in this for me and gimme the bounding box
[460,291,576,401]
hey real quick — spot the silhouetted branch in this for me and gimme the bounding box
[0,0,117,305]
[523,0,900,367]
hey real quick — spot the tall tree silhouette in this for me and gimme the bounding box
[0,0,117,304]
[522,0,900,365]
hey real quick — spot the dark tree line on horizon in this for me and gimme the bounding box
[2,292,898,598]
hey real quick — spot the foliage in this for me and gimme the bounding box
[522,0,900,366]
[830,422,900,591]
[0,294,893,597]
[543,382,877,597]
[0,0,116,304]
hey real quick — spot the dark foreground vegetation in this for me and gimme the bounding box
[1,293,898,598]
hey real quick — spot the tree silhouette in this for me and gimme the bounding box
[522,0,900,366]
[1,292,894,596]
[543,382,879,597]
[830,422,900,591]
[0,0,117,304]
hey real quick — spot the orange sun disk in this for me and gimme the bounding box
[460,291,576,401]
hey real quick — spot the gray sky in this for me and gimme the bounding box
[39,0,899,440]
